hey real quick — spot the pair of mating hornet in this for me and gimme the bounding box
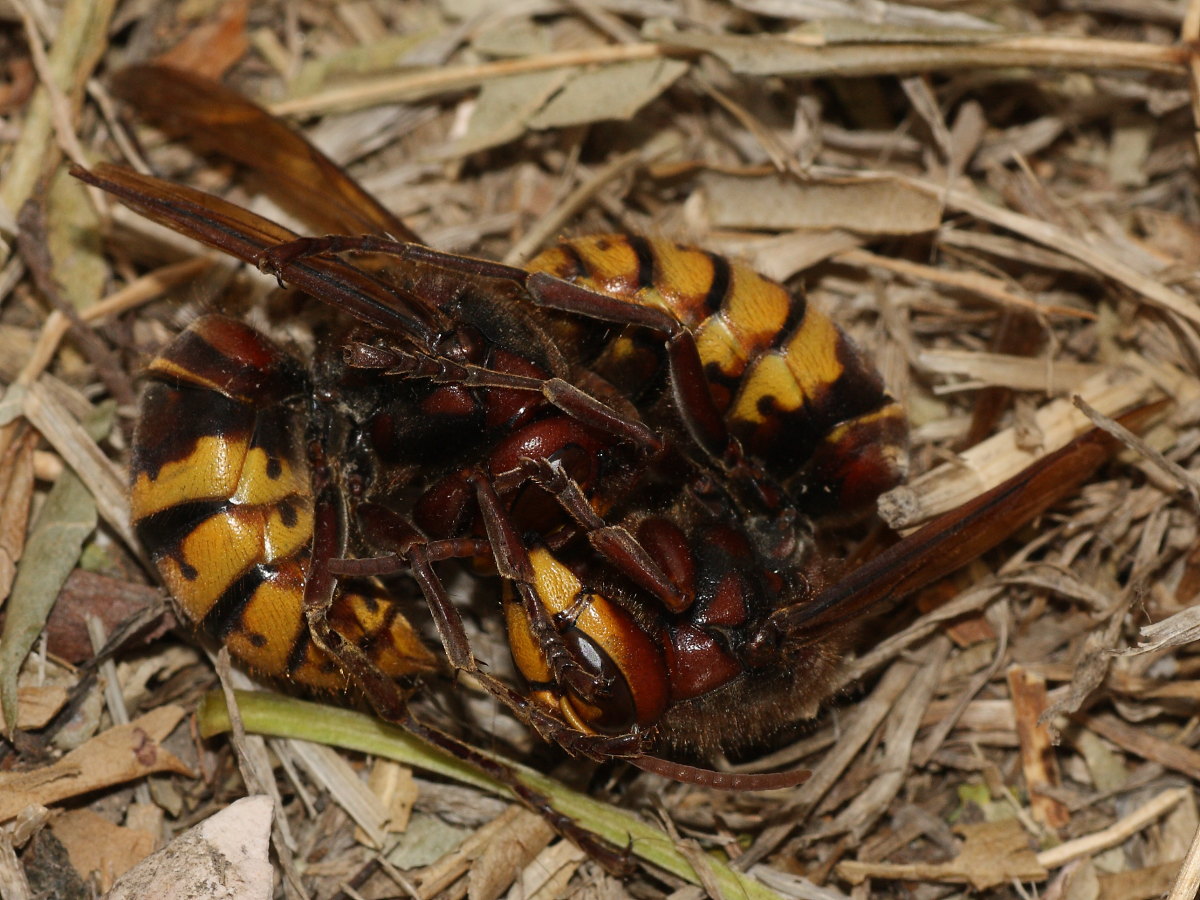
[77,65,1125,839]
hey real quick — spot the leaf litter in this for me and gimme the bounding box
[2,0,1200,898]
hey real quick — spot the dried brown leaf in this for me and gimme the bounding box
[0,706,190,820]
[1098,861,1181,900]
[413,805,531,898]
[49,809,157,892]
[1073,729,1129,794]
[0,685,67,732]
[272,43,674,116]
[43,569,166,665]
[507,840,586,900]
[44,168,105,313]
[358,758,418,842]
[838,819,1047,890]
[0,426,37,603]
[1073,713,1200,782]
[466,807,554,900]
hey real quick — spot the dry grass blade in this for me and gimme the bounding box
[0,428,37,603]
[1007,665,1070,830]
[18,381,130,548]
[271,43,686,117]
[1036,787,1189,870]
[653,27,1186,77]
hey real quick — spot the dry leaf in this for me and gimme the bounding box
[49,809,156,892]
[837,818,1047,889]
[0,685,67,732]
[360,758,418,840]
[0,706,191,821]
[0,467,96,735]
[652,26,1179,78]
[43,569,166,665]
[1072,713,1200,782]
[918,351,1104,394]
[452,70,571,157]
[1060,858,1101,900]
[465,807,554,900]
[729,0,998,31]
[0,426,37,601]
[509,840,587,900]
[700,172,942,234]
[527,58,688,130]
[44,168,105,312]
[1098,860,1183,900]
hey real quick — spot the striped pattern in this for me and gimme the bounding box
[505,545,670,734]
[528,235,908,512]
[131,315,435,690]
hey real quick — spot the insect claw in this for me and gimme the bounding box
[253,250,287,288]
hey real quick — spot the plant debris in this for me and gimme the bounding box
[2,0,1200,898]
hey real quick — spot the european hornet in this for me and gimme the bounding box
[76,65,1130,832]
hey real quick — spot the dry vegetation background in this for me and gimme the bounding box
[2,0,1200,897]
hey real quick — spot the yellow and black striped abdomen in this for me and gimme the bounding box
[130,316,435,691]
[528,235,908,512]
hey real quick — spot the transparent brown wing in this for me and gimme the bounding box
[111,63,420,242]
[770,404,1159,643]
[74,162,438,339]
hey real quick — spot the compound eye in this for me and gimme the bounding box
[515,546,671,734]
[560,628,637,734]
